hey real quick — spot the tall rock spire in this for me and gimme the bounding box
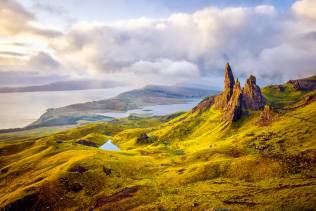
[192,63,266,122]
[214,63,235,109]
[224,63,235,90]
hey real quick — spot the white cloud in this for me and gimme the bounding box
[50,5,291,85]
[27,51,60,71]
[128,59,199,76]
[1,0,316,87]
[292,0,316,21]
[0,0,60,37]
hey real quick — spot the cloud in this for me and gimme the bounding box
[125,59,200,84]
[27,51,61,71]
[32,1,65,16]
[292,0,316,21]
[50,5,300,86]
[0,51,26,57]
[1,0,316,87]
[0,0,60,37]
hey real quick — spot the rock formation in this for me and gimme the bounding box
[223,79,243,121]
[214,63,235,110]
[256,105,277,126]
[193,63,266,122]
[242,75,265,110]
[288,75,316,91]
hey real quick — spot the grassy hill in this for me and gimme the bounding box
[0,78,315,210]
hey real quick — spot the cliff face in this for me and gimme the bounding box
[195,63,266,122]
[288,75,316,91]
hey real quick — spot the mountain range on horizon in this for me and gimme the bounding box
[0,80,125,93]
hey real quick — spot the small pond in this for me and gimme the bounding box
[99,140,120,151]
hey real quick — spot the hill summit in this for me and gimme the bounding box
[195,63,265,121]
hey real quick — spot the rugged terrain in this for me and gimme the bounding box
[0,64,315,210]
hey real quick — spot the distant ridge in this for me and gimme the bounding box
[0,80,124,93]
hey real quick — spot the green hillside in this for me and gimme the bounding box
[0,76,315,210]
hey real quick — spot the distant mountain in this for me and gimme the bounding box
[0,80,124,93]
[27,85,217,128]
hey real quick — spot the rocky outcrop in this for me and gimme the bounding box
[214,64,266,121]
[242,75,265,110]
[214,63,235,110]
[136,133,157,144]
[76,140,97,147]
[256,105,277,126]
[68,165,88,174]
[223,80,243,121]
[193,63,266,122]
[288,75,316,91]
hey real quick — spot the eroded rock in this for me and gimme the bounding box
[288,76,316,91]
[256,105,277,126]
[214,63,235,110]
[191,63,266,122]
[223,80,243,121]
[242,75,265,110]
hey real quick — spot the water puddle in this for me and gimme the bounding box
[99,139,120,151]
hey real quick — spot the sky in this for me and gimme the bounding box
[0,0,315,88]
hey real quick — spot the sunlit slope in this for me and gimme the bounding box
[262,75,316,108]
[0,84,315,210]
